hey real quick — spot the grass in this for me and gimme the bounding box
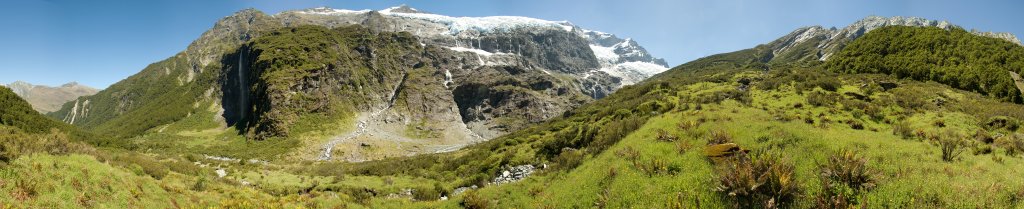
[5,24,1024,208]
[433,77,1024,208]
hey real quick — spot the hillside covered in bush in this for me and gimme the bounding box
[826,26,1024,103]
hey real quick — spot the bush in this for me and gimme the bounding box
[412,183,446,201]
[847,120,865,130]
[0,128,77,162]
[892,121,914,139]
[816,149,876,207]
[553,148,586,170]
[633,157,679,177]
[714,151,800,208]
[192,177,208,191]
[461,191,491,209]
[806,91,837,107]
[346,187,377,205]
[1000,133,1024,156]
[933,130,967,162]
[656,129,679,142]
[166,160,204,176]
[707,129,734,145]
[113,153,170,179]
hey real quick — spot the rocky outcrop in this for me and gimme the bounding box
[767,16,1024,62]
[492,164,536,184]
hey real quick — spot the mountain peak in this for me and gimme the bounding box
[60,82,79,88]
[380,5,424,14]
[767,15,1023,62]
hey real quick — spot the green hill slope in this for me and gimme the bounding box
[826,26,1024,103]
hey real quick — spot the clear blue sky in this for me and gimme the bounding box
[1,0,1022,89]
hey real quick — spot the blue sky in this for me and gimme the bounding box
[1,0,1022,88]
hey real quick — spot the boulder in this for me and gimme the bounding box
[704,143,746,158]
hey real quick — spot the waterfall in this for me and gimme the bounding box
[238,47,248,122]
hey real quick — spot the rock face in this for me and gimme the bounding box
[3,81,98,113]
[767,16,1024,62]
[274,5,669,91]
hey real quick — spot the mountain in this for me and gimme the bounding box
[49,6,666,161]
[2,81,98,113]
[765,16,1022,63]
[277,5,669,94]
[7,11,1024,208]
[288,17,1024,208]
[0,85,90,140]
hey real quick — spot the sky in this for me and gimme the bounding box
[1,0,1022,89]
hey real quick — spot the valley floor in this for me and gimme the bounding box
[4,69,1024,208]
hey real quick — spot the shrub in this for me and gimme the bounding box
[616,146,641,163]
[973,145,994,155]
[707,129,734,145]
[0,128,77,162]
[11,178,38,201]
[847,120,865,130]
[412,183,446,201]
[714,151,800,208]
[656,129,679,142]
[115,154,170,179]
[892,121,914,139]
[667,192,702,209]
[346,187,377,205]
[973,130,995,144]
[676,140,693,154]
[677,120,698,131]
[806,91,837,107]
[167,160,204,176]
[461,191,491,209]
[633,157,678,177]
[192,177,208,191]
[933,130,967,162]
[1001,133,1024,156]
[816,149,876,207]
[553,148,586,170]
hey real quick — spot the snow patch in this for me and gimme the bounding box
[447,46,496,56]
[589,44,618,63]
[599,62,669,86]
[298,7,370,15]
[379,10,573,35]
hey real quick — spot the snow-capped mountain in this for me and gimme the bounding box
[768,16,1023,62]
[583,30,669,85]
[276,5,669,89]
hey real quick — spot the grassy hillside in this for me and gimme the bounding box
[7,25,1024,208]
[826,26,1024,103]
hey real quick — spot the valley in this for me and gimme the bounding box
[0,3,1023,209]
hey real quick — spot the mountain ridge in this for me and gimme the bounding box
[2,81,98,113]
[766,15,1022,63]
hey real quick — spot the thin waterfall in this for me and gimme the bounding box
[238,47,248,122]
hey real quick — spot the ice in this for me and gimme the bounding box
[379,9,573,35]
[298,7,370,15]
[589,44,618,63]
[447,46,497,56]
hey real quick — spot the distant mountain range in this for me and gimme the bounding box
[1,81,97,113]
